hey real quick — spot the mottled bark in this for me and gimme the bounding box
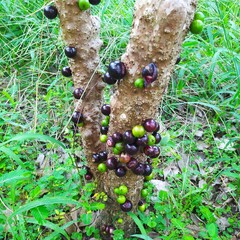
[55,0,197,238]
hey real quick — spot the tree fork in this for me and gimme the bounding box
[55,0,197,237]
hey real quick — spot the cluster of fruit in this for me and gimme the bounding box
[190,11,205,34]
[134,63,158,89]
[103,61,127,85]
[114,185,133,212]
[100,224,115,240]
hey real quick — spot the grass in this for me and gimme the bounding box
[0,0,239,239]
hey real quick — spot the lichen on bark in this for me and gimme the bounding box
[54,0,197,238]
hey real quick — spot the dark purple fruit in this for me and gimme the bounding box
[108,61,126,80]
[85,173,93,180]
[89,0,101,5]
[138,200,145,206]
[101,104,111,116]
[120,200,132,212]
[103,72,117,85]
[123,130,136,144]
[65,46,77,58]
[175,56,181,64]
[153,122,160,133]
[73,88,84,99]
[44,5,58,19]
[132,163,145,175]
[144,146,160,158]
[153,132,161,144]
[143,164,152,176]
[125,144,138,155]
[62,66,72,77]
[107,136,115,147]
[112,132,123,143]
[115,166,127,177]
[142,63,158,86]
[106,157,118,170]
[99,151,108,161]
[100,126,109,135]
[72,111,83,124]
[143,118,158,132]
[136,134,148,146]
[126,158,138,169]
[92,153,100,163]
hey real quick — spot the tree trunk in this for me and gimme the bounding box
[55,0,197,238]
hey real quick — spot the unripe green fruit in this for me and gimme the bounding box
[141,189,148,198]
[100,134,108,143]
[145,172,154,181]
[190,20,204,34]
[148,134,156,146]
[194,11,205,21]
[119,185,128,195]
[138,204,146,212]
[98,163,107,173]
[78,0,90,10]
[114,187,120,195]
[117,195,126,204]
[132,125,145,138]
[113,147,121,155]
[134,78,144,89]
[115,142,124,152]
[117,218,123,224]
[101,119,109,127]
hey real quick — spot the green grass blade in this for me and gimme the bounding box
[0,169,30,186]
[128,212,148,236]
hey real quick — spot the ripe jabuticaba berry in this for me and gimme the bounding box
[126,158,138,170]
[107,136,115,147]
[73,88,84,99]
[132,163,145,175]
[143,164,152,176]
[142,63,158,86]
[153,132,161,144]
[115,166,127,177]
[65,46,77,58]
[108,61,126,80]
[44,5,58,19]
[123,130,136,144]
[106,157,118,170]
[100,126,109,135]
[125,144,138,155]
[143,118,158,132]
[62,66,72,77]
[85,172,93,180]
[89,0,101,5]
[103,72,117,85]
[92,153,101,163]
[72,111,83,124]
[153,122,160,134]
[99,151,108,161]
[120,200,132,212]
[112,132,123,143]
[144,146,160,158]
[136,134,148,146]
[101,104,111,116]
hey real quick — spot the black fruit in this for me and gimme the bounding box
[120,200,133,212]
[126,158,138,169]
[92,153,101,163]
[44,5,58,19]
[153,132,161,144]
[136,134,148,146]
[107,136,115,147]
[65,46,77,58]
[106,157,118,170]
[153,122,160,133]
[132,163,145,175]
[115,166,127,177]
[144,146,160,158]
[108,61,126,80]
[85,173,93,180]
[143,118,158,132]
[100,126,109,135]
[123,130,136,144]
[142,63,158,86]
[143,164,152,176]
[103,72,117,85]
[62,66,72,77]
[89,0,101,5]
[101,104,111,116]
[112,132,123,143]
[99,151,108,161]
[125,144,138,155]
[73,88,84,99]
[72,111,83,124]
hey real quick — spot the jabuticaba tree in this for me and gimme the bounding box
[51,0,197,238]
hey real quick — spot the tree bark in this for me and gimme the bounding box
[55,0,197,238]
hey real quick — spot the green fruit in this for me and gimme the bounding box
[141,189,148,198]
[100,134,108,143]
[114,187,120,195]
[194,11,205,21]
[115,142,124,152]
[134,78,144,89]
[148,134,156,146]
[101,119,109,127]
[132,125,145,138]
[105,116,110,124]
[98,163,107,173]
[190,20,204,34]
[138,204,146,212]
[113,147,121,155]
[117,195,126,204]
[119,185,128,195]
[78,0,90,10]
[117,218,123,224]
[145,172,154,181]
